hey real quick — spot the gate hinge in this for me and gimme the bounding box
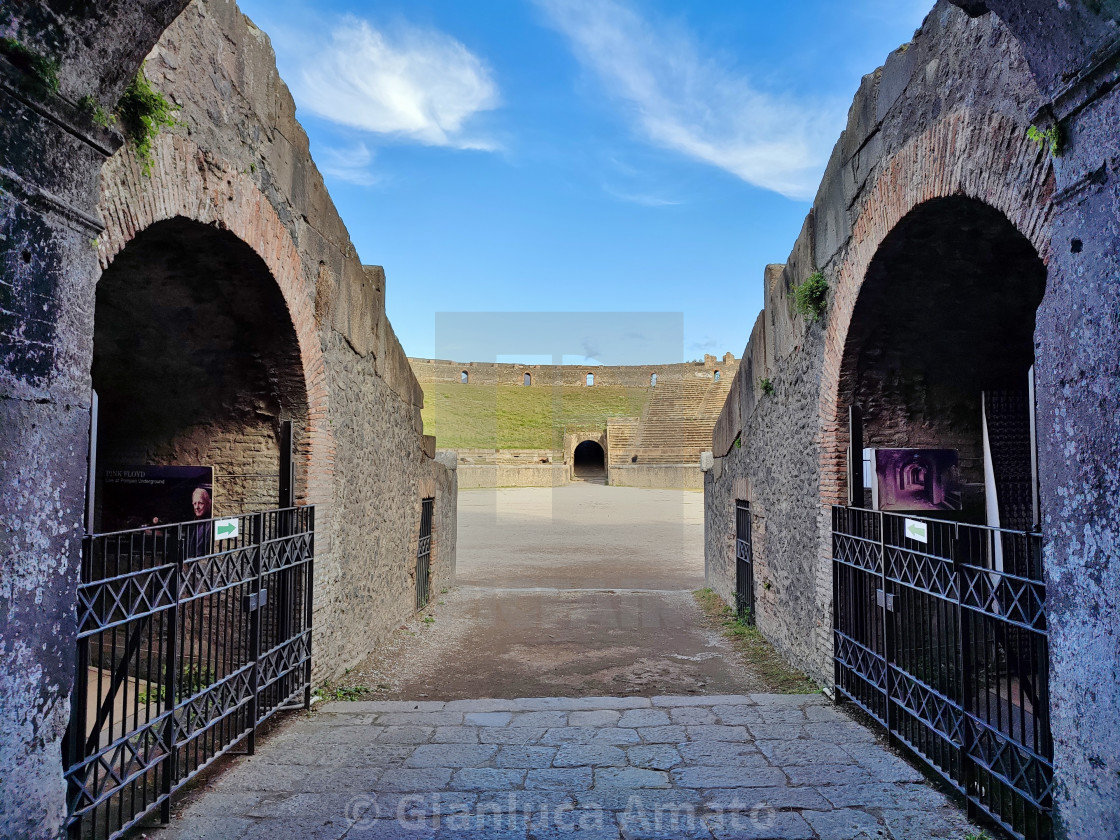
[243,588,269,612]
[876,589,895,612]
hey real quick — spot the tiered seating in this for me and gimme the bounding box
[615,377,733,465]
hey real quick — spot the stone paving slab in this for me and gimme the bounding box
[152,694,980,839]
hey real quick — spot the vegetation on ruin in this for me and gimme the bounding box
[421,383,651,450]
[1027,124,1063,158]
[116,65,182,174]
[793,271,830,322]
[694,589,817,693]
[1,37,60,95]
[78,94,114,128]
[759,377,775,396]
[313,683,371,701]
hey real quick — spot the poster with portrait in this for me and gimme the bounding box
[99,466,213,533]
[868,448,961,512]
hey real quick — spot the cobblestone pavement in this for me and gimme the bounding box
[152,694,978,840]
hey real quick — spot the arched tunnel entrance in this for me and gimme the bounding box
[572,439,606,482]
[831,196,1052,837]
[91,216,309,529]
[841,196,1046,526]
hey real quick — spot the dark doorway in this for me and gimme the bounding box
[573,439,605,480]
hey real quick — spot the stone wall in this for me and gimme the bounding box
[411,355,737,388]
[707,0,1051,684]
[0,1,456,833]
[610,464,701,490]
[707,1,1120,833]
[415,358,731,489]
[1,2,195,833]
[458,464,568,489]
[950,2,1120,834]
[110,0,456,680]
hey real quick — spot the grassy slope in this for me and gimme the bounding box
[421,383,651,450]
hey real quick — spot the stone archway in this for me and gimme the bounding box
[817,110,1054,509]
[92,216,310,522]
[96,133,333,509]
[793,108,1057,685]
[573,439,606,480]
[834,195,1047,518]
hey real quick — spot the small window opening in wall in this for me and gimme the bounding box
[461,371,468,384]
[586,373,594,386]
[650,373,657,386]
[714,370,721,382]
[524,373,531,386]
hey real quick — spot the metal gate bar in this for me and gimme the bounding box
[65,506,314,840]
[735,500,755,624]
[832,506,1052,840]
[415,498,434,611]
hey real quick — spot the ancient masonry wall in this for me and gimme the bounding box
[411,355,737,387]
[75,0,453,686]
[413,357,736,490]
[704,4,1052,684]
[707,1,1120,829]
[90,0,459,680]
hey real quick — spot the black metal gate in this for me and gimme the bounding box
[65,506,315,839]
[415,498,434,610]
[735,500,755,624]
[832,506,1052,839]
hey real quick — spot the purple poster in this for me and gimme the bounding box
[871,449,961,512]
[100,465,213,533]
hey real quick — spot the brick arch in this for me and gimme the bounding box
[816,109,1055,511]
[95,132,333,507]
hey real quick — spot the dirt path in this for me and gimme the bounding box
[339,485,805,700]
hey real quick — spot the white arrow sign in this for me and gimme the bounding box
[904,518,928,544]
[214,518,239,541]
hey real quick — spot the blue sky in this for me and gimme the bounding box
[238,0,933,363]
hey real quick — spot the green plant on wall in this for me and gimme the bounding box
[116,64,182,174]
[794,271,829,322]
[79,94,114,128]
[759,378,774,396]
[1,37,60,95]
[1027,124,1063,157]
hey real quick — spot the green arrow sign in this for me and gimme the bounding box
[214,518,239,541]
[904,518,928,544]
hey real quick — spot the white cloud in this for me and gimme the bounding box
[290,16,499,150]
[537,0,844,199]
[318,142,380,186]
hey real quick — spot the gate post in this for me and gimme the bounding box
[831,506,842,702]
[303,507,315,710]
[879,511,897,747]
[160,527,183,824]
[65,539,91,840]
[247,512,264,756]
[954,521,978,820]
